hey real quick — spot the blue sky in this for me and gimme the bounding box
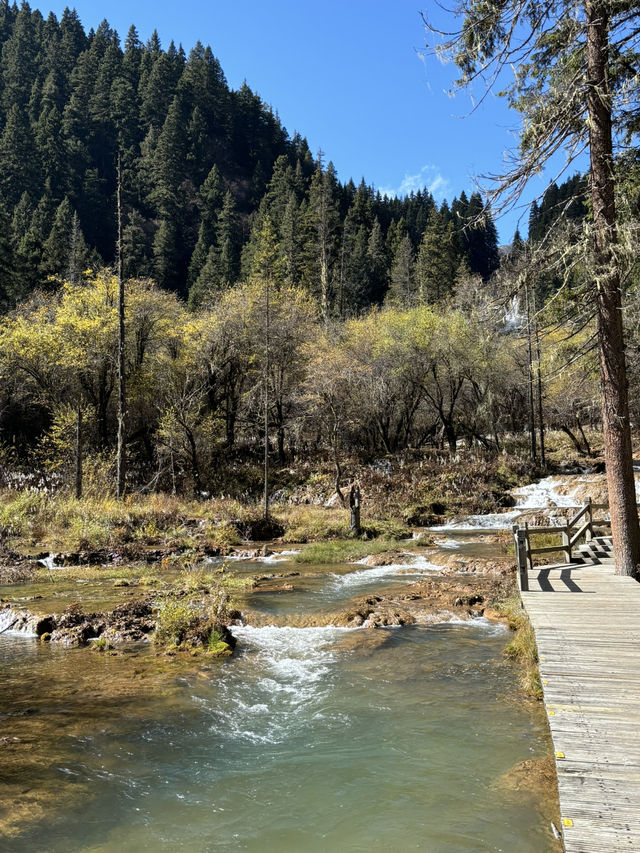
[35,0,582,242]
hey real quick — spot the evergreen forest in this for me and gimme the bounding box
[1,2,639,501]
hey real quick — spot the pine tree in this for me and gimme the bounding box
[280,192,302,287]
[123,25,143,87]
[151,94,186,213]
[153,218,180,291]
[0,202,17,309]
[40,196,75,278]
[461,193,499,281]
[387,233,415,307]
[187,220,215,289]
[189,245,219,309]
[416,208,457,303]
[140,48,180,130]
[342,222,369,313]
[0,103,39,207]
[305,158,340,319]
[249,214,284,285]
[510,228,525,257]
[122,209,150,279]
[58,8,88,75]
[1,1,39,111]
[216,191,239,286]
[264,155,297,227]
[35,105,67,193]
[66,211,90,283]
[198,163,223,217]
[366,217,388,305]
[11,193,33,241]
[15,192,55,294]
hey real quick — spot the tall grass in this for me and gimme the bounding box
[0,489,243,551]
[498,594,542,699]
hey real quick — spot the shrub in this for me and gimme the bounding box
[154,599,196,648]
[207,628,232,655]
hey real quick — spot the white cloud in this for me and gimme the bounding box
[379,165,452,203]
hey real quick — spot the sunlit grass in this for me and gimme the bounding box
[0,489,244,553]
[293,539,398,565]
[497,594,542,700]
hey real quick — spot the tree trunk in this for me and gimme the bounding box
[277,425,285,466]
[116,154,126,499]
[334,459,344,504]
[533,298,546,466]
[225,402,236,448]
[333,422,344,504]
[349,483,361,536]
[75,407,83,500]
[185,426,201,495]
[525,282,537,462]
[560,425,587,457]
[263,277,270,520]
[576,418,593,457]
[444,421,457,455]
[586,0,640,575]
[97,392,109,449]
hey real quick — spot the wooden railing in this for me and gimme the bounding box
[512,498,613,591]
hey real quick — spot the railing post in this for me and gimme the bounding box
[586,497,593,542]
[513,523,529,592]
[524,521,531,570]
[561,517,571,563]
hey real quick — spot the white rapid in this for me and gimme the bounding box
[203,624,360,745]
[222,549,302,563]
[329,554,441,590]
[0,606,38,637]
[512,475,582,509]
[432,473,592,531]
[38,553,61,571]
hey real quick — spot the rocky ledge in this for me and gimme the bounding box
[337,571,512,628]
[0,597,236,653]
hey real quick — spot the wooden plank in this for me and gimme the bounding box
[527,525,569,534]
[520,535,640,853]
[529,544,568,555]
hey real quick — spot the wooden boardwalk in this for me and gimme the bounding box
[521,537,640,852]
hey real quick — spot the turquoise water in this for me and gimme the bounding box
[1,548,556,852]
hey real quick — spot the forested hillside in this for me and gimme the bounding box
[2,3,639,504]
[0,2,500,313]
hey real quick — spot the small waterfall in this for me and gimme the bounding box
[431,474,588,531]
[330,554,441,589]
[38,553,59,571]
[512,475,581,509]
[0,606,38,637]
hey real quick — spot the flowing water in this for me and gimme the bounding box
[0,534,558,851]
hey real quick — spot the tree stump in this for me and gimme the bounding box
[349,483,361,536]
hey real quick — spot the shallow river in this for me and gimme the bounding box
[1,535,557,851]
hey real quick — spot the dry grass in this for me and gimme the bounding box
[0,490,245,553]
[497,594,543,700]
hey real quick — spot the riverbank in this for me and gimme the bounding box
[0,432,604,583]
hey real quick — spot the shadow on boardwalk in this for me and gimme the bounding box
[521,537,640,852]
